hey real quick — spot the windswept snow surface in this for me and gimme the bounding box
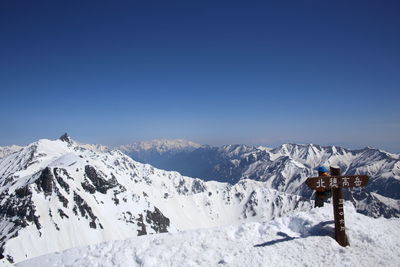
[16,204,400,267]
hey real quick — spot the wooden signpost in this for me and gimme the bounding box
[305,166,369,247]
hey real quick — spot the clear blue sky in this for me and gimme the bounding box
[1,0,399,152]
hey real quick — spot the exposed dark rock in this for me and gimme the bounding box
[89,221,96,229]
[53,168,70,194]
[15,185,31,198]
[6,255,14,264]
[59,133,71,143]
[243,191,258,218]
[6,206,16,217]
[73,192,98,228]
[177,179,189,195]
[57,191,69,208]
[143,175,152,185]
[136,214,147,236]
[192,180,206,193]
[0,245,4,260]
[58,209,69,219]
[81,179,96,194]
[13,218,28,227]
[0,189,41,231]
[111,181,126,205]
[54,222,60,231]
[121,211,135,224]
[72,206,78,216]
[0,183,43,262]
[145,207,170,233]
[35,167,53,195]
[84,165,118,194]
[235,192,244,201]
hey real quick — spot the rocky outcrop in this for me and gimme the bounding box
[35,167,53,195]
[145,207,170,233]
[84,165,118,194]
[134,207,170,236]
[0,185,41,262]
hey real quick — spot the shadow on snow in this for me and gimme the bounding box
[254,220,335,248]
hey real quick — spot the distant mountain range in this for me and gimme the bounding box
[0,135,309,264]
[1,136,399,264]
[119,140,400,218]
[118,139,202,154]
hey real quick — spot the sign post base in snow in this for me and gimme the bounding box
[330,167,349,247]
[305,167,369,247]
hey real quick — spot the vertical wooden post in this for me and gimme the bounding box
[330,166,349,247]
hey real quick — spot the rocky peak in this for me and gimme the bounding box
[59,133,71,143]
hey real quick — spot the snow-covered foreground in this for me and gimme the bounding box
[15,204,400,267]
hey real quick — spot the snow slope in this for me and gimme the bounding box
[15,204,400,267]
[0,135,311,264]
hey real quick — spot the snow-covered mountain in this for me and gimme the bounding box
[117,139,203,175]
[15,204,400,267]
[0,135,310,264]
[118,139,202,154]
[0,145,23,159]
[124,142,400,218]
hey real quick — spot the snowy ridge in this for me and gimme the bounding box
[0,135,311,264]
[78,143,110,153]
[125,142,400,218]
[225,143,400,218]
[15,204,400,267]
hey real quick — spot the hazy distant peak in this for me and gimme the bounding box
[118,139,202,153]
[255,145,273,151]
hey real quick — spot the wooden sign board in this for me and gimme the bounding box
[306,169,369,247]
[306,175,368,190]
